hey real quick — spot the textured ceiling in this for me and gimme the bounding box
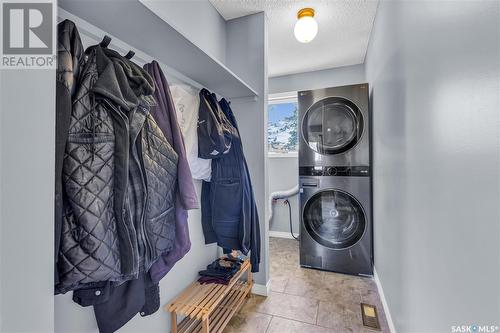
[209,0,378,77]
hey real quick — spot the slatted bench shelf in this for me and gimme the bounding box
[166,259,253,333]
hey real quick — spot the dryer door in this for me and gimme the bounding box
[303,189,366,250]
[302,97,364,155]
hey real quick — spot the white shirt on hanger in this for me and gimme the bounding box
[170,84,211,181]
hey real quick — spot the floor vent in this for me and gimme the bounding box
[361,303,381,330]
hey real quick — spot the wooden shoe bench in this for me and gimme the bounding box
[165,259,253,333]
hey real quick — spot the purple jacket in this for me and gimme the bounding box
[144,61,199,282]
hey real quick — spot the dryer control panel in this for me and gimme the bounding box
[299,166,370,177]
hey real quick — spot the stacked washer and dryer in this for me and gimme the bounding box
[298,83,373,277]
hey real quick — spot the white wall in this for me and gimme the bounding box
[268,156,299,235]
[0,70,56,331]
[269,64,365,94]
[366,1,500,332]
[139,0,227,64]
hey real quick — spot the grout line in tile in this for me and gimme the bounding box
[314,299,319,325]
[267,313,320,327]
[282,277,289,292]
[315,320,344,331]
[264,315,273,333]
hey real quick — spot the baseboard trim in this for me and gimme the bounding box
[374,267,397,333]
[251,280,271,296]
[269,231,299,239]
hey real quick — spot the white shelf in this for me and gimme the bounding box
[59,0,258,99]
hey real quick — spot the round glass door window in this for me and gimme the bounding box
[302,97,364,155]
[303,189,366,249]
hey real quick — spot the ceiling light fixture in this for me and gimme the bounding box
[294,8,318,43]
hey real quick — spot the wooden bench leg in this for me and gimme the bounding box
[247,265,253,297]
[202,316,209,333]
[171,312,177,333]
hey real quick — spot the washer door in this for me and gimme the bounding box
[303,189,366,250]
[302,97,364,155]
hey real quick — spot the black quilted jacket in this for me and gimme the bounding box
[56,31,178,293]
[55,20,85,286]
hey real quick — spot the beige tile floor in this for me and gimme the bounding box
[225,237,391,333]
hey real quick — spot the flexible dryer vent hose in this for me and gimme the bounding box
[268,185,299,222]
[269,185,300,240]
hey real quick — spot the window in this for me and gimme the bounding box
[268,94,298,154]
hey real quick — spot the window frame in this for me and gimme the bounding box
[267,92,298,157]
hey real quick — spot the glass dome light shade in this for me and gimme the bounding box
[294,8,318,43]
